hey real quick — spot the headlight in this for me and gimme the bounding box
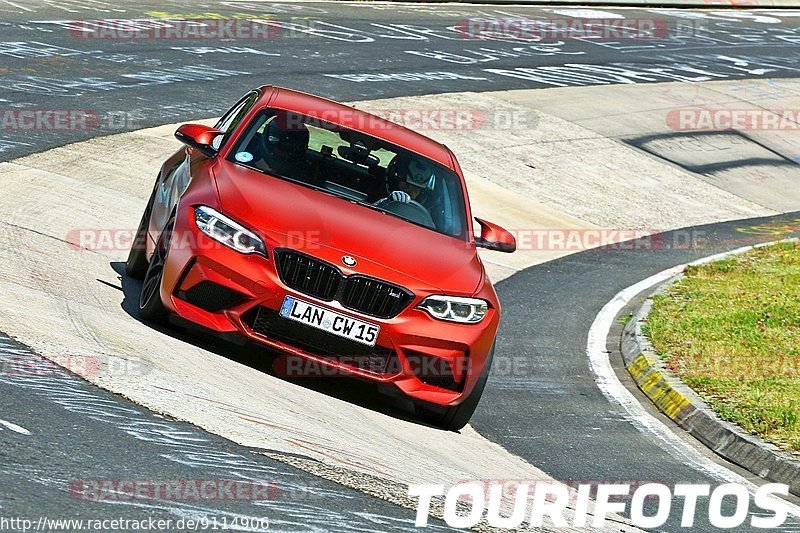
[194,206,267,256]
[417,295,488,324]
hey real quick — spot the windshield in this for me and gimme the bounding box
[227,109,469,240]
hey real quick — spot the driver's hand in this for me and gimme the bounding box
[389,190,412,203]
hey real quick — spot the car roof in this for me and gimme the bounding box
[257,86,455,170]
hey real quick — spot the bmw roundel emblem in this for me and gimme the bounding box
[342,255,357,267]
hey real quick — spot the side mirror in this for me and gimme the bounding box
[474,217,516,253]
[175,124,224,158]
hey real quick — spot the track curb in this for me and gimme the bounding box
[621,256,800,496]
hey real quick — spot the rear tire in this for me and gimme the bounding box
[416,343,495,432]
[126,188,156,280]
[138,217,174,323]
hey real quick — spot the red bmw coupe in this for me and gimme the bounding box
[127,86,516,430]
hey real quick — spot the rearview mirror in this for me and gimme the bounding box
[474,217,516,253]
[175,124,224,158]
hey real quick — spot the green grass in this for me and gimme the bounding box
[646,241,800,451]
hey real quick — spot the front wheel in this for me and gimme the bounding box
[126,187,157,279]
[138,217,174,323]
[415,343,495,432]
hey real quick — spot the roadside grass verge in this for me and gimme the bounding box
[645,241,800,452]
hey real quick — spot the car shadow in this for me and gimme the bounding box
[109,261,444,430]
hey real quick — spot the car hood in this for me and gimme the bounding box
[212,163,483,294]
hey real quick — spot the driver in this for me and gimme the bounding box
[375,154,436,209]
[255,116,310,179]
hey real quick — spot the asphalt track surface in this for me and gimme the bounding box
[0,335,451,532]
[2,1,800,531]
[2,2,800,158]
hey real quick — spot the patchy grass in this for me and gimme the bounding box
[646,241,800,451]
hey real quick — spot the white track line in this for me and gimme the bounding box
[0,418,31,435]
[586,240,800,517]
[0,0,33,12]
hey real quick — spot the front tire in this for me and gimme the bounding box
[126,188,157,279]
[138,217,174,323]
[416,343,495,432]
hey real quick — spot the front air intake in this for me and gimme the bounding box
[178,281,246,313]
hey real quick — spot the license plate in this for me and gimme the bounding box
[279,296,380,347]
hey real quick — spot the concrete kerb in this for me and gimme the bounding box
[621,239,800,496]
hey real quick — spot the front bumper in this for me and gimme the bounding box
[160,208,499,406]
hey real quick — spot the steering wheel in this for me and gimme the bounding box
[381,199,435,229]
[407,199,428,213]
